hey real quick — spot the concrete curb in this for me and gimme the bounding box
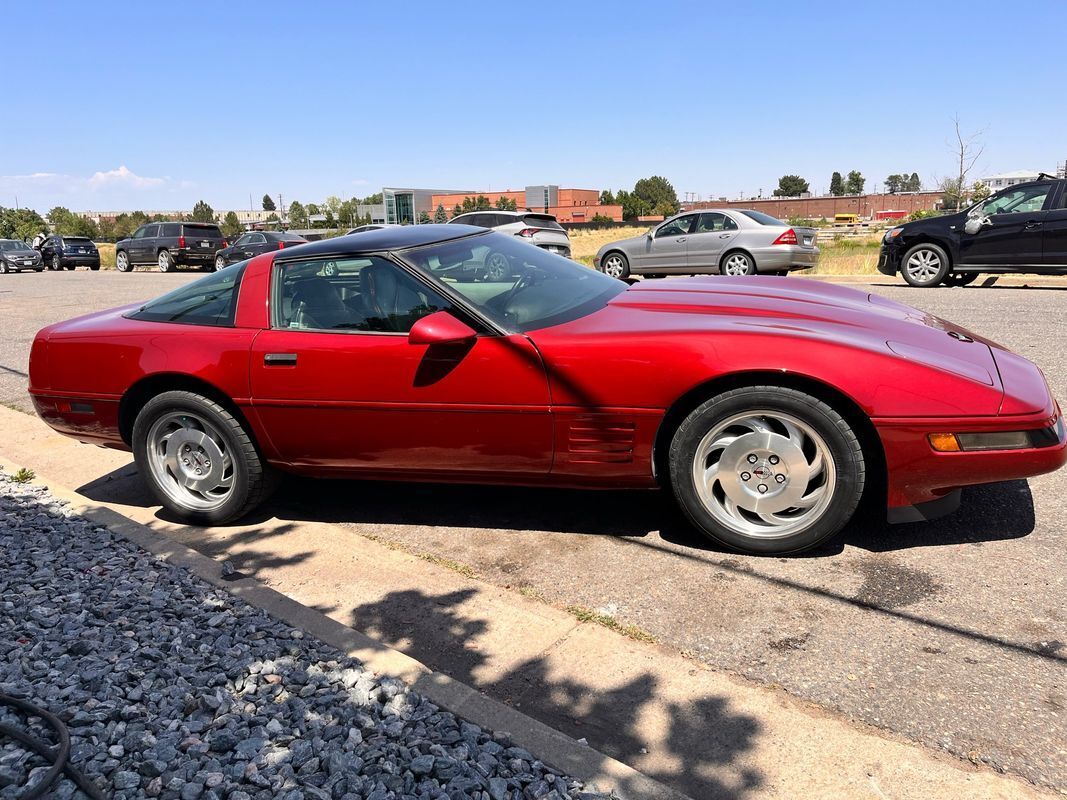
[1,458,690,800]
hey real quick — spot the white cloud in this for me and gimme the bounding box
[87,165,166,188]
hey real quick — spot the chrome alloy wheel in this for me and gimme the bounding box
[905,248,942,283]
[722,253,753,275]
[602,254,626,279]
[146,411,236,512]
[691,411,835,539]
[484,251,509,281]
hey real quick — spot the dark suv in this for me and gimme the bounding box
[115,222,226,273]
[879,176,1067,287]
[39,235,101,271]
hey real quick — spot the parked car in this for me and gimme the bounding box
[115,222,226,273]
[0,239,44,273]
[214,231,308,270]
[29,225,1065,555]
[38,235,100,271]
[594,209,818,279]
[879,176,1067,287]
[449,211,571,277]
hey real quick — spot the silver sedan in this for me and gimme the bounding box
[594,209,819,279]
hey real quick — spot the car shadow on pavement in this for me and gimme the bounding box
[349,586,763,800]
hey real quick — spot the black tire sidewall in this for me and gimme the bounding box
[668,388,865,554]
[901,243,950,287]
[132,391,256,525]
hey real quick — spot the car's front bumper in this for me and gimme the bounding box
[2,257,42,271]
[176,249,218,265]
[878,241,903,275]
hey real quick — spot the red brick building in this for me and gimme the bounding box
[683,191,943,220]
[431,187,623,223]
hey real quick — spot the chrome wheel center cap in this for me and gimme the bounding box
[717,432,808,514]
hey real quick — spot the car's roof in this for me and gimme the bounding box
[287,224,485,257]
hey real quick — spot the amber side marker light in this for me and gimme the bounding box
[928,433,961,452]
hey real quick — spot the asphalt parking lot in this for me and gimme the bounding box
[1,269,1065,792]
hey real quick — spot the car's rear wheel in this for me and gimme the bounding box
[901,243,950,287]
[90,263,100,271]
[944,271,978,287]
[158,250,176,273]
[115,251,131,272]
[601,252,629,280]
[51,255,61,271]
[721,251,756,276]
[132,390,275,525]
[215,255,226,271]
[483,251,510,281]
[668,387,865,554]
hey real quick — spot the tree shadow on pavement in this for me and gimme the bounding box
[350,587,763,799]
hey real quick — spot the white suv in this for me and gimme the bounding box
[449,211,571,259]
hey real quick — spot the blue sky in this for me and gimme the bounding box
[3,1,1065,212]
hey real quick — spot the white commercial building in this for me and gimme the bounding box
[976,171,1043,190]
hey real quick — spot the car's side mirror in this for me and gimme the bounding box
[963,216,992,235]
[408,310,477,346]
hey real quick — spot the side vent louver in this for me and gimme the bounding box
[567,417,636,464]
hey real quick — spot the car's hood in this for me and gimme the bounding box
[577,276,1006,389]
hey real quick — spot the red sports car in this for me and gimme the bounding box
[29,226,1066,554]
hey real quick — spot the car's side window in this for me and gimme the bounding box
[274,256,452,334]
[232,234,249,247]
[248,233,266,245]
[161,223,181,237]
[1057,187,1067,210]
[657,216,695,238]
[981,185,1051,216]
[143,224,160,238]
[695,213,738,233]
[132,226,146,240]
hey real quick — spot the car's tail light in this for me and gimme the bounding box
[220,239,228,248]
[772,229,798,245]
[178,235,186,248]
[518,228,539,238]
[278,241,286,249]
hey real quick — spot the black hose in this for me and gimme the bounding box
[0,694,107,800]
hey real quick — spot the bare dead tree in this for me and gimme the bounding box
[946,115,986,211]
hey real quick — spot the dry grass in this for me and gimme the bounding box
[566,226,882,275]
[96,242,116,269]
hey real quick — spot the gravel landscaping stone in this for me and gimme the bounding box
[0,471,618,800]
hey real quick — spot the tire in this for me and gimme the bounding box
[901,243,950,287]
[132,390,276,525]
[214,255,226,271]
[52,255,61,271]
[158,250,176,273]
[668,386,865,554]
[115,250,131,272]
[483,251,510,281]
[321,261,338,277]
[0,261,7,274]
[90,263,100,271]
[721,251,756,276]
[600,251,630,280]
[944,272,978,287]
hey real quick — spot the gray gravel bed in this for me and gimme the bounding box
[0,471,615,800]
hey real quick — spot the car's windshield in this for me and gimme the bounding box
[0,240,32,251]
[402,232,625,333]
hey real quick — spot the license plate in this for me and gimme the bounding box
[201,241,211,248]
[23,260,32,265]
[803,237,813,246]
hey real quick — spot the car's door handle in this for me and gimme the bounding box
[719,233,733,238]
[264,353,297,366]
[676,237,687,242]
[1024,220,1043,230]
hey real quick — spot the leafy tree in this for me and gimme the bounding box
[939,177,966,210]
[773,175,809,197]
[416,211,430,224]
[264,213,280,224]
[324,196,342,218]
[591,213,614,225]
[306,203,321,217]
[47,206,74,231]
[633,176,679,215]
[461,196,477,213]
[221,211,243,239]
[906,172,922,192]
[829,172,844,196]
[359,192,383,206]
[599,190,616,205]
[653,200,677,217]
[191,200,215,223]
[0,207,48,241]
[885,174,903,194]
[615,189,651,220]
[845,170,865,195]
[323,210,335,228]
[970,180,991,203]
[474,195,492,211]
[452,204,463,218]
[288,200,308,227]
[434,204,448,224]
[261,194,276,211]
[494,196,517,211]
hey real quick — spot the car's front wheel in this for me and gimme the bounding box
[115,251,131,272]
[215,255,226,271]
[901,243,950,287]
[483,251,510,281]
[158,250,176,273]
[132,390,275,525]
[668,387,865,554]
[600,252,629,280]
[721,251,756,276]
[51,255,61,271]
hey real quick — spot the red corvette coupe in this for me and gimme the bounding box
[29,226,1066,554]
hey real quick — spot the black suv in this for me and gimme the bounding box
[39,235,101,271]
[879,176,1067,287]
[115,222,226,273]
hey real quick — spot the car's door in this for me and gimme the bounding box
[126,226,147,263]
[958,183,1053,267]
[245,232,269,257]
[130,224,159,264]
[686,212,740,272]
[227,233,251,263]
[40,237,56,264]
[249,254,553,476]
[638,214,696,272]
[1042,183,1067,269]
